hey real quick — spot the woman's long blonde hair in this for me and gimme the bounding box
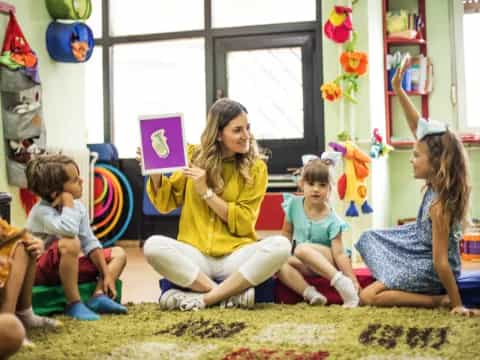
[423,130,471,227]
[191,98,259,193]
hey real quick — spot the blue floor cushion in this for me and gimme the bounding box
[458,270,480,308]
[159,277,275,304]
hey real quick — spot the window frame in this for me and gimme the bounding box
[93,0,324,162]
[214,33,318,174]
[451,0,480,135]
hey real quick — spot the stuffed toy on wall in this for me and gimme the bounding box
[370,128,393,158]
[329,140,373,217]
[324,6,353,44]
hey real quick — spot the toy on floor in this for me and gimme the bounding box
[329,140,373,217]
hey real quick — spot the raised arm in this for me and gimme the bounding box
[391,54,421,138]
[35,193,82,237]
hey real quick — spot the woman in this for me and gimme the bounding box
[143,98,290,311]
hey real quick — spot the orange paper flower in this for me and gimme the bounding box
[340,51,368,76]
[321,82,342,102]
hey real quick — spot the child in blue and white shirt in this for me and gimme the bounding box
[277,157,360,307]
[26,154,127,320]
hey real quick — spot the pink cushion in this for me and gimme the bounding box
[275,268,375,305]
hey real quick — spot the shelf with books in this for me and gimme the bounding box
[390,138,415,148]
[383,0,428,148]
[386,38,426,45]
[460,134,480,145]
[390,134,480,148]
[387,90,427,96]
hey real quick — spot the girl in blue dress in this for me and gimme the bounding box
[278,157,360,307]
[355,55,476,316]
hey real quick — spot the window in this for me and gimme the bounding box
[89,1,323,171]
[110,0,204,36]
[85,46,104,143]
[463,12,480,130]
[86,0,102,37]
[215,34,317,173]
[212,0,316,28]
[226,47,304,140]
[112,39,206,157]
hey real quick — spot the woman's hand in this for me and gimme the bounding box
[136,146,142,166]
[450,305,479,317]
[392,53,411,93]
[183,166,208,196]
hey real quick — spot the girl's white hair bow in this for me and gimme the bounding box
[301,151,342,167]
[416,118,447,140]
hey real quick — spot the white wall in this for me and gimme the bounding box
[0,0,88,226]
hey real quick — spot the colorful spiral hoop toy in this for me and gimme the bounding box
[92,163,134,247]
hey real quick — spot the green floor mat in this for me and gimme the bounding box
[32,280,122,315]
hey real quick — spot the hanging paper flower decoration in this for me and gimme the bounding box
[324,6,353,44]
[321,82,342,102]
[322,31,368,105]
[340,50,368,76]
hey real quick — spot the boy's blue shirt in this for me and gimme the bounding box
[26,199,102,255]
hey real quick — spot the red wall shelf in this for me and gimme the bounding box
[383,0,428,148]
[387,90,427,96]
[384,1,480,147]
[386,38,426,45]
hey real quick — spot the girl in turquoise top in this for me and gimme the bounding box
[278,158,360,307]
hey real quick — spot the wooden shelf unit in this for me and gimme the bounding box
[383,0,428,148]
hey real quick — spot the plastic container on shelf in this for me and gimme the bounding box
[461,230,480,261]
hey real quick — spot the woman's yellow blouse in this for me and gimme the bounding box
[146,145,268,257]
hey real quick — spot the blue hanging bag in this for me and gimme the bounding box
[46,21,94,63]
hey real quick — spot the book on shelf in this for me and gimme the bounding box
[409,54,433,94]
[386,52,433,94]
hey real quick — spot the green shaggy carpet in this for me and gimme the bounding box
[16,303,480,359]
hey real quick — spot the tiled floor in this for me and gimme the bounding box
[119,238,480,305]
[119,241,161,304]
